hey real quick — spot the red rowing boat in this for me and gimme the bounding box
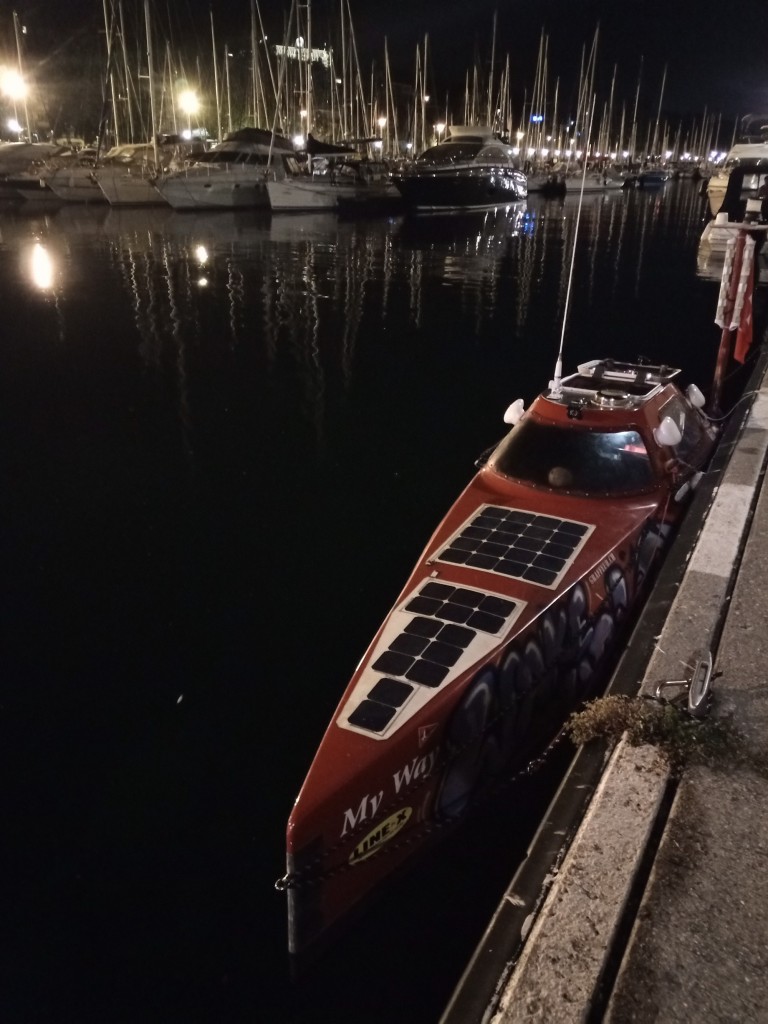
[279,356,719,956]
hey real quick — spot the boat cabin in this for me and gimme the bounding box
[489,360,711,497]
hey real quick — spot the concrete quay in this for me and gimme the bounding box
[441,347,768,1024]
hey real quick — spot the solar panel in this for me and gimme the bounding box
[437,505,593,587]
[344,580,521,736]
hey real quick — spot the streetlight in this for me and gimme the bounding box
[293,109,308,149]
[178,88,199,139]
[376,116,387,155]
[1,66,27,132]
[1,67,26,100]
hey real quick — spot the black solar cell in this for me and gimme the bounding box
[438,505,590,588]
[348,700,397,731]
[347,574,521,733]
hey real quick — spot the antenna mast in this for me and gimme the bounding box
[550,29,599,397]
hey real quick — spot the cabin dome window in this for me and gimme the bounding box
[489,420,654,493]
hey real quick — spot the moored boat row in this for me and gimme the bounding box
[0,124,661,215]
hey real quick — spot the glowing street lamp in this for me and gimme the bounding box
[178,88,199,138]
[1,67,26,100]
[1,67,27,132]
[293,109,308,149]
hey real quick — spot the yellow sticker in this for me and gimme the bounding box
[349,807,413,865]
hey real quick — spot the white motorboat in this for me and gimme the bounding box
[707,143,768,216]
[697,160,768,280]
[267,154,399,212]
[706,114,768,216]
[155,128,296,210]
[393,126,528,212]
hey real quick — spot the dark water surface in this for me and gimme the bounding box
[1,184,727,1022]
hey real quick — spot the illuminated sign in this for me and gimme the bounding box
[274,44,331,68]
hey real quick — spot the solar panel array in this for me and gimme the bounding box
[347,580,518,734]
[437,505,592,587]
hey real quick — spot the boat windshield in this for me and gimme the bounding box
[418,142,483,165]
[489,419,655,494]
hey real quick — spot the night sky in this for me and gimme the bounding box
[4,0,767,124]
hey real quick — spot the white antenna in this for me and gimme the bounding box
[550,35,599,398]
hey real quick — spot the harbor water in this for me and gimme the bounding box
[1,182,728,1022]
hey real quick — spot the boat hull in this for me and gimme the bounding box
[394,167,527,211]
[156,169,271,210]
[267,176,400,212]
[97,169,167,207]
[47,165,107,204]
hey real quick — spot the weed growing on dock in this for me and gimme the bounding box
[566,694,767,775]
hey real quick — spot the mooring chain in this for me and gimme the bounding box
[275,708,575,893]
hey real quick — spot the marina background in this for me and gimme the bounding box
[1,181,748,1021]
[3,0,765,165]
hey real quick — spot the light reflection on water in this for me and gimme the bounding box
[8,185,710,393]
[1,182,721,1023]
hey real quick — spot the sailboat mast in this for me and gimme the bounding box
[210,9,221,141]
[98,0,119,154]
[12,10,31,141]
[651,64,667,159]
[250,0,259,126]
[410,45,420,154]
[618,102,626,164]
[254,1,278,126]
[605,63,616,157]
[224,42,232,135]
[116,0,135,143]
[340,0,348,138]
[100,0,119,145]
[384,38,399,157]
[486,10,496,128]
[630,56,642,165]
[421,33,428,152]
[306,0,313,137]
[143,0,158,164]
